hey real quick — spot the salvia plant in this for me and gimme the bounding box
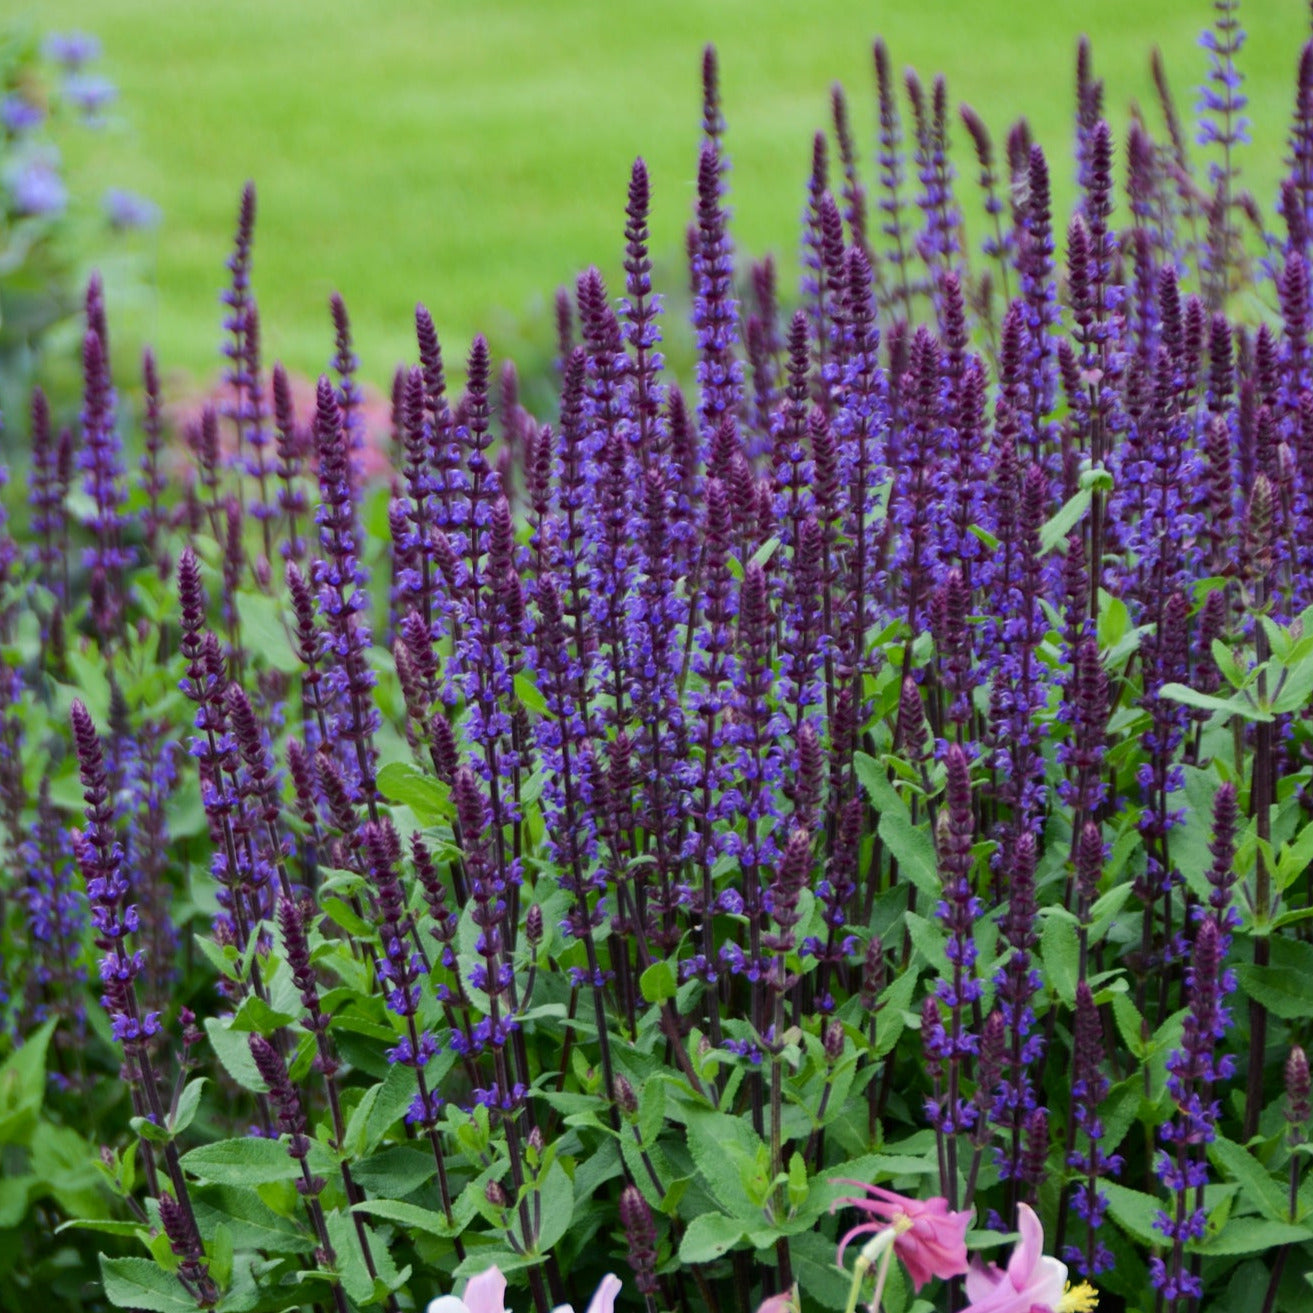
[2,4,1313,1312]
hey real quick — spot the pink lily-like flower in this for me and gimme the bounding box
[961,1205,1097,1313]
[427,1268,623,1313]
[833,1181,972,1291]
[755,1287,799,1313]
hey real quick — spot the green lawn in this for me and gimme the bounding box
[25,0,1312,397]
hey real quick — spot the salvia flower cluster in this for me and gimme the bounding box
[1,4,1313,1313]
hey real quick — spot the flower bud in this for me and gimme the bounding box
[614,1074,638,1116]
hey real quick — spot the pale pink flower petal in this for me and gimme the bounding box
[961,1205,1069,1313]
[463,1266,509,1313]
[585,1274,623,1313]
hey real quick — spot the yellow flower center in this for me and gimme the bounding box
[891,1213,915,1236]
[1058,1282,1099,1313]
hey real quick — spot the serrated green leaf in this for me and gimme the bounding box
[529,1160,574,1254]
[1195,1216,1313,1255]
[1208,1137,1290,1224]
[203,1018,266,1094]
[1233,962,1313,1020]
[181,1136,304,1186]
[1102,1182,1165,1246]
[326,1208,375,1305]
[100,1257,197,1312]
[1040,910,1080,1006]
[229,995,297,1036]
[353,1197,463,1238]
[679,1212,746,1262]
[1111,995,1146,1059]
[903,911,949,977]
[192,1189,306,1254]
[364,1061,424,1154]
[853,754,940,899]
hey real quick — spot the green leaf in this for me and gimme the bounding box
[513,671,549,716]
[903,911,949,977]
[353,1198,464,1238]
[192,1190,306,1254]
[352,1145,435,1196]
[0,1175,33,1228]
[1211,639,1248,690]
[376,761,453,824]
[678,1212,747,1262]
[1102,1182,1166,1246]
[1195,1216,1313,1255]
[234,590,300,673]
[791,1229,860,1310]
[1208,1137,1290,1224]
[203,1018,266,1094]
[1233,962,1313,1020]
[364,1062,423,1155]
[1159,682,1270,722]
[65,648,111,722]
[853,753,939,898]
[639,960,677,1004]
[1111,995,1147,1060]
[1098,594,1129,651]
[100,1257,197,1312]
[1277,821,1313,890]
[0,1018,56,1146]
[1040,910,1080,1006]
[169,1079,207,1138]
[685,1111,768,1219]
[529,1160,575,1254]
[1040,487,1091,554]
[229,995,298,1036]
[181,1136,305,1186]
[636,1077,666,1149]
[748,536,781,571]
[326,1208,375,1305]
[56,1217,144,1239]
[209,1223,234,1289]
[787,1151,809,1210]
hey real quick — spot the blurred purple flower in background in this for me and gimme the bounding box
[103,187,160,231]
[42,31,102,70]
[61,73,117,125]
[9,155,67,217]
[1,95,45,135]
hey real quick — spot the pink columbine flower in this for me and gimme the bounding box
[833,1181,972,1291]
[427,1268,623,1313]
[961,1204,1097,1313]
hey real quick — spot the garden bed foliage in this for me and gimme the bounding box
[2,3,1313,1311]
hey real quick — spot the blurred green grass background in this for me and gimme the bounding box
[24,0,1312,395]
